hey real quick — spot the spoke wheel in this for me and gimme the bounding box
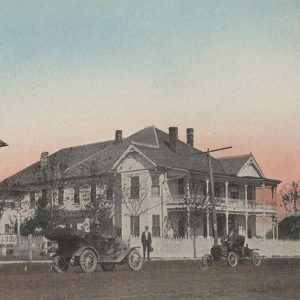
[101,263,116,272]
[79,249,98,273]
[227,251,239,267]
[251,251,261,267]
[127,249,143,271]
[201,254,213,270]
[51,256,69,273]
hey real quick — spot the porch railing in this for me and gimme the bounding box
[0,234,18,246]
[166,195,276,212]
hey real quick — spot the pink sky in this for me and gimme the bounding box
[1,1,299,187]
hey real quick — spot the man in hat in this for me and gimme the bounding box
[141,226,152,261]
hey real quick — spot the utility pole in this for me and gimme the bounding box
[206,146,232,246]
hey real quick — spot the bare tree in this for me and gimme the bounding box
[118,176,150,237]
[178,177,220,258]
[280,180,300,214]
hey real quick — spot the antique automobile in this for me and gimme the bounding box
[201,233,261,269]
[45,227,143,273]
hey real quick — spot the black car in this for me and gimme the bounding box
[45,227,143,273]
[201,234,261,269]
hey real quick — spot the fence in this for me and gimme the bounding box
[1,235,300,260]
[0,235,49,259]
[129,236,300,258]
[0,234,17,246]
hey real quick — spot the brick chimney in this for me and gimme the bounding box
[115,130,122,144]
[40,152,49,168]
[169,127,178,152]
[186,128,194,147]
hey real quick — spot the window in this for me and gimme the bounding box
[230,184,239,199]
[5,224,10,234]
[151,175,160,197]
[214,183,221,198]
[39,189,48,208]
[247,186,254,200]
[178,178,184,195]
[190,178,196,194]
[130,176,140,198]
[74,186,80,204]
[90,184,96,204]
[106,187,113,200]
[152,215,160,237]
[29,191,35,209]
[130,216,140,237]
[58,186,64,205]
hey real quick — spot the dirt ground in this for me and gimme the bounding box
[0,258,299,300]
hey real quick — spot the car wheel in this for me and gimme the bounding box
[79,249,98,273]
[101,263,115,271]
[201,254,213,270]
[127,249,143,271]
[51,255,69,273]
[227,251,238,267]
[251,251,261,267]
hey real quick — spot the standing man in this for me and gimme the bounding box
[141,226,152,261]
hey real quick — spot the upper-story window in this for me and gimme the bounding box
[30,191,35,209]
[58,186,64,205]
[107,187,113,200]
[151,175,160,197]
[178,178,185,195]
[214,183,221,198]
[74,186,80,204]
[90,184,96,204]
[130,176,140,198]
[230,184,239,199]
[247,185,255,200]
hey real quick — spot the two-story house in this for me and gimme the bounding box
[0,126,280,240]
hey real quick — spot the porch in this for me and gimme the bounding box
[165,208,274,239]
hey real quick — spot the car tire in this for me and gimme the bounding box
[227,251,239,267]
[51,255,69,273]
[127,249,143,271]
[201,254,213,270]
[79,249,98,273]
[251,251,261,267]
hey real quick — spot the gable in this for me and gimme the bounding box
[237,163,261,178]
[115,150,155,173]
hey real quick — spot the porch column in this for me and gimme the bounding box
[244,184,248,209]
[225,212,229,236]
[263,211,266,240]
[225,181,229,208]
[206,178,209,196]
[206,212,210,238]
[245,213,248,239]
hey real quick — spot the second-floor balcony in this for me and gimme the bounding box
[166,195,276,214]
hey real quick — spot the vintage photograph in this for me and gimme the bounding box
[0,1,299,299]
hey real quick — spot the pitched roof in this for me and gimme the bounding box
[2,126,264,189]
[217,153,252,175]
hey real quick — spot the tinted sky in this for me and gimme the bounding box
[0,1,299,184]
